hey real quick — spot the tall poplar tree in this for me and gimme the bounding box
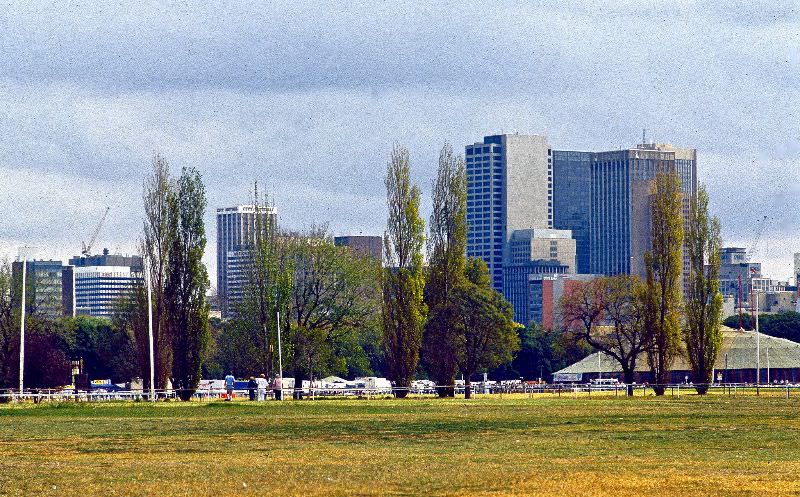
[684,186,723,394]
[643,171,685,395]
[166,166,210,401]
[422,143,467,397]
[139,154,173,390]
[382,145,426,398]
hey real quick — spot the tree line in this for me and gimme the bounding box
[1,149,779,399]
[561,172,725,395]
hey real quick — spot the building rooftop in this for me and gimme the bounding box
[556,327,800,375]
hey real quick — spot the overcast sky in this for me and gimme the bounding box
[1,1,798,285]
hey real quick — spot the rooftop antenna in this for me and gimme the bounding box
[642,128,646,146]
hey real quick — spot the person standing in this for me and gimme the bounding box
[224,372,235,401]
[256,374,268,401]
[247,377,257,401]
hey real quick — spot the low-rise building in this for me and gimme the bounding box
[555,327,800,384]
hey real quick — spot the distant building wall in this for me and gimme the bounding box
[334,236,382,261]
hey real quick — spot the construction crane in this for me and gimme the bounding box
[746,215,769,263]
[82,207,110,256]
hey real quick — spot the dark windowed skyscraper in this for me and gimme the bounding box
[552,150,592,274]
[589,144,697,281]
[12,259,67,319]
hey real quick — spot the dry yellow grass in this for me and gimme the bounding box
[1,396,799,496]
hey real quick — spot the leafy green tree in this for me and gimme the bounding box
[0,258,17,390]
[61,316,138,383]
[450,259,519,399]
[19,318,71,389]
[723,312,800,342]
[382,145,426,398]
[492,324,590,381]
[422,142,467,397]
[235,184,291,378]
[283,230,382,397]
[684,186,723,394]
[643,171,685,395]
[166,167,210,401]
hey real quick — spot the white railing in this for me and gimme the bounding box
[1,382,799,403]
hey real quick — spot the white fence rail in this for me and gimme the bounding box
[1,383,800,403]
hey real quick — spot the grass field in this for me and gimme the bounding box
[2,395,799,496]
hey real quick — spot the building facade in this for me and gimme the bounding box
[216,205,277,318]
[12,259,66,319]
[334,235,382,261]
[465,133,698,323]
[466,134,551,292]
[552,150,592,274]
[587,143,697,280]
[503,229,576,325]
[795,253,800,290]
[63,249,143,319]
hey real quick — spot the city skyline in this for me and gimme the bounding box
[1,2,798,284]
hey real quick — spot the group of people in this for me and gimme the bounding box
[247,375,270,401]
[223,373,283,401]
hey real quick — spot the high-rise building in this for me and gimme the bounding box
[503,229,576,325]
[552,150,592,274]
[63,249,143,319]
[216,205,277,318]
[12,259,67,319]
[718,247,759,309]
[334,236,382,261]
[466,134,551,292]
[588,143,697,280]
[465,133,698,322]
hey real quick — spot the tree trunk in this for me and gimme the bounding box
[623,369,635,397]
[293,369,305,400]
[436,384,455,398]
[395,379,410,399]
[464,378,471,399]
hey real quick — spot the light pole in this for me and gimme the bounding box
[276,309,283,401]
[18,256,27,399]
[145,258,155,402]
[755,288,760,385]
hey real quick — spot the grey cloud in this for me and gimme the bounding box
[0,1,798,281]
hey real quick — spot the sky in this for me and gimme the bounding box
[1,1,798,287]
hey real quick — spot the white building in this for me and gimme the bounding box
[216,204,277,318]
[64,249,143,319]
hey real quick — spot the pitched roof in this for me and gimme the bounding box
[555,327,800,374]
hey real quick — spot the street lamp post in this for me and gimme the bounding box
[18,257,27,399]
[755,289,760,385]
[276,310,283,401]
[145,259,155,402]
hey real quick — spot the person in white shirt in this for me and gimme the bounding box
[256,374,268,401]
